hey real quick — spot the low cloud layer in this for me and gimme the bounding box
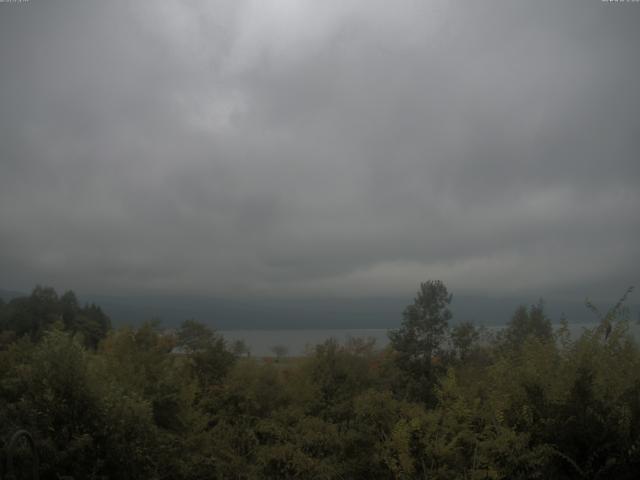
[1,0,638,300]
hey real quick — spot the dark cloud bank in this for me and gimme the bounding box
[1,1,638,326]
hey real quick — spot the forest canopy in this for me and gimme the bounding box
[0,282,639,479]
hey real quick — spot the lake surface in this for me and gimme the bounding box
[220,322,637,357]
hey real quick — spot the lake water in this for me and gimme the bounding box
[219,322,637,357]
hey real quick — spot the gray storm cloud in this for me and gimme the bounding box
[0,0,638,299]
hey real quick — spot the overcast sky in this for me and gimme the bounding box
[0,0,638,301]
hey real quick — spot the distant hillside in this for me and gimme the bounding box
[80,295,407,330]
[3,287,637,330]
[80,293,638,330]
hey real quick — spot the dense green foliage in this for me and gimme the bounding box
[1,284,639,479]
[0,286,110,349]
